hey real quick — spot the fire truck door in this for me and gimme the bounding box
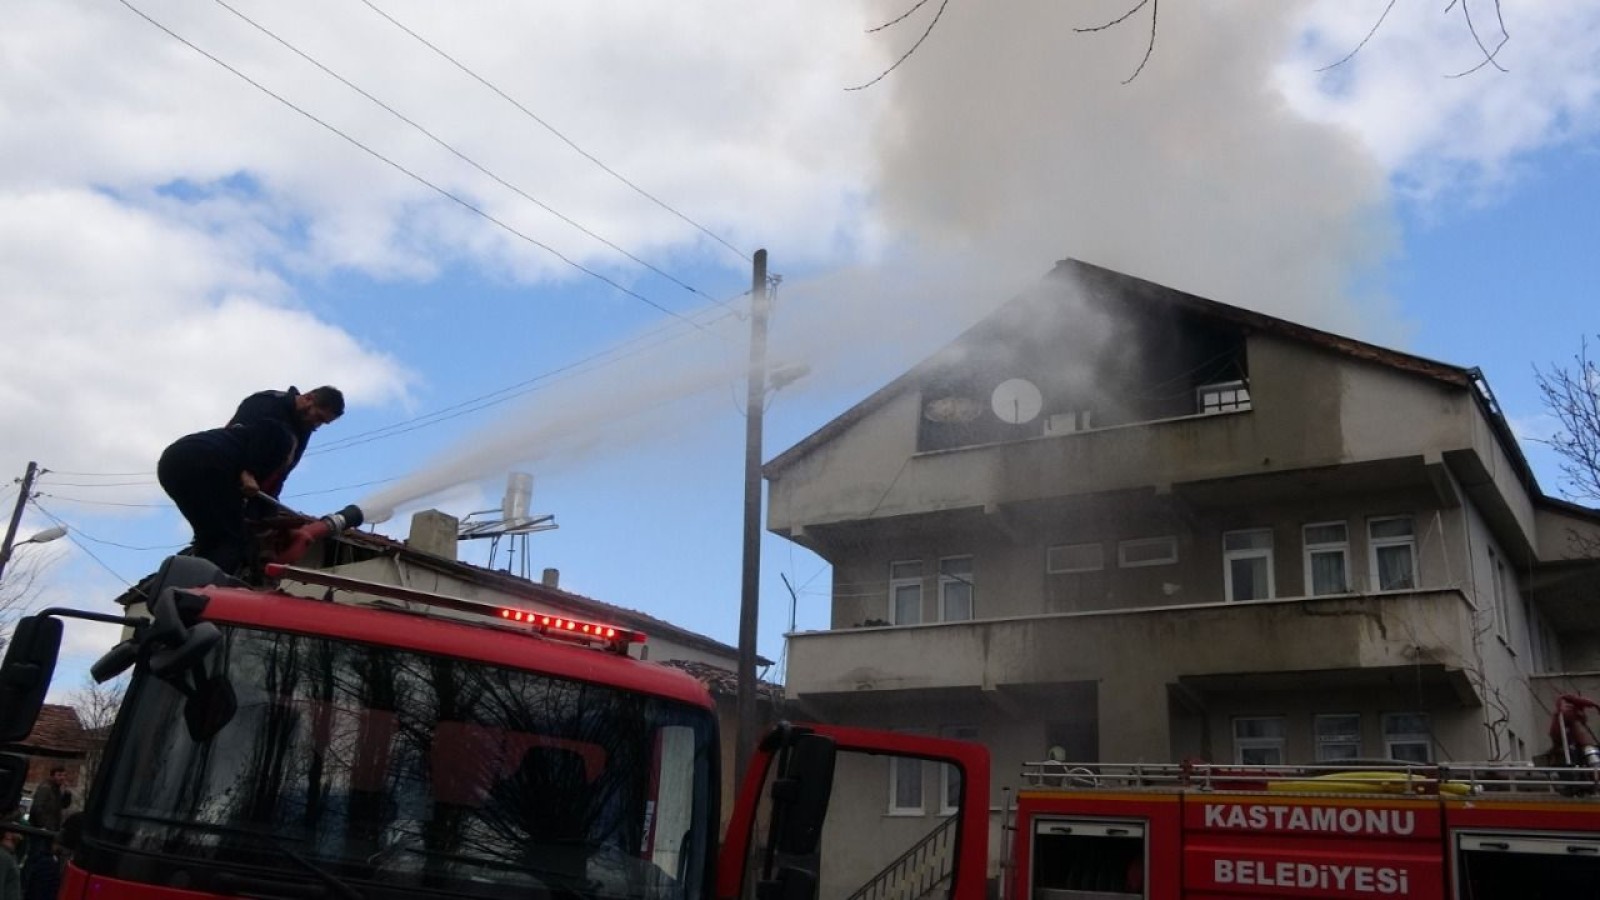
[1453,832,1600,898]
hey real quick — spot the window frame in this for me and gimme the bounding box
[938,725,978,815]
[938,556,974,622]
[1232,716,1286,766]
[888,560,924,626]
[1197,380,1252,414]
[1367,516,1417,591]
[1118,536,1178,568]
[1302,521,1351,597]
[1488,547,1510,639]
[887,755,925,816]
[1046,542,1104,574]
[1382,712,1433,763]
[1314,713,1362,762]
[1223,528,1275,602]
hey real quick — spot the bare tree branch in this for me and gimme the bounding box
[1075,0,1159,85]
[1449,0,1510,77]
[1535,337,1600,506]
[1074,0,1151,34]
[867,0,934,35]
[847,0,953,92]
[1316,0,1398,72]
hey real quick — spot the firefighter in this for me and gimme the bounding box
[157,419,297,576]
[227,385,344,498]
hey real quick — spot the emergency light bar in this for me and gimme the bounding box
[263,564,646,654]
[497,608,645,647]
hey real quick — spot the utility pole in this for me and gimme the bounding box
[0,461,41,583]
[736,249,769,786]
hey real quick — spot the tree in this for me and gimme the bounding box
[0,550,51,655]
[1535,337,1600,556]
[67,674,128,795]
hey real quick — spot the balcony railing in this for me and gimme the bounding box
[786,589,1478,699]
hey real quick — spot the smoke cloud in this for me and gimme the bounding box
[365,1,1415,516]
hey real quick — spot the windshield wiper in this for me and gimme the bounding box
[120,813,364,900]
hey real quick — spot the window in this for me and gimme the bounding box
[1118,536,1178,568]
[888,755,923,814]
[1315,714,1361,762]
[939,557,974,621]
[939,725,977,815]
[1368,517,1416,590]
[1383,713,1432,762]
[1303,522,1350,596]
[1233,717,1286,765]
[1224,529,1274,602]
[1047,542,1104,574]
[889,560,923,625]
[1489,548,1510,640]
[1197,380,1252,414]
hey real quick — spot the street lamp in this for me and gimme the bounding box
[0,524,67,582]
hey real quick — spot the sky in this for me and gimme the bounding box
[1,0,1598,701]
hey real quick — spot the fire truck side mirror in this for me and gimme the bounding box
[0,614,62,744]
[0,753,28,814]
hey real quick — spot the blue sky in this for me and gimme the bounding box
[2,1,1598,698]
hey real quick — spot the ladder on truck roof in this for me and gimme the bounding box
[263,563,646,655]
[1019,759,1600,797]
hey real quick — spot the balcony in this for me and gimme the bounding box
[786,588,1480,706]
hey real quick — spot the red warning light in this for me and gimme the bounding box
[495,607,646,651]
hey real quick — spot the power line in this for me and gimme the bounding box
[354,0,751,265]
[35,477,157,488]
[29,502,141,588]
[115,0,713,332]
[209,0,727,308]
[284,476,400,499]
[45,288,747,478]
[28,502,183,552]
[36,493,172,510]
[310,300,741,455]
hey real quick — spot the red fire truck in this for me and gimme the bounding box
[1004,758,1600,899]
[0,544,990,900]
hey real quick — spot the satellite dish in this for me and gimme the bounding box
[991,378,1042,425]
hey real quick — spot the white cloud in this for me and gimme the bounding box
[1280,3,1600,200]
[0,187,412,480]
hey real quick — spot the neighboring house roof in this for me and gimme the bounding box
[330,529,771,666]
[16,705,88,757]
[659,659,784,703]
[763,259,1542,503]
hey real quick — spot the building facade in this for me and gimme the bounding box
[766,260,1600,888]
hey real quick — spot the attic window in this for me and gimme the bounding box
[1197,380,1251,414]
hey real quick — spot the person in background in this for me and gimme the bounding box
[157,419,296,576]
[0,821,21,900]
[228,386,344,498]
[24,769,65,834]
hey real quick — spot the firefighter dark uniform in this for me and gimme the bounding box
[157,421,296,576]
[229,388,314,497]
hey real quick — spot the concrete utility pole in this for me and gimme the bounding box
[735,249,769,786]
[0,461,42,583]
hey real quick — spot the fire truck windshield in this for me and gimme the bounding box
[84,623,717,900]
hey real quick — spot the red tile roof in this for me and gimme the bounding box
[16,704,87,756]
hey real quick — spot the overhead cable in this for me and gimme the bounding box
[355,0,751,265]
[115,0,714,333]
[210,0,726,307]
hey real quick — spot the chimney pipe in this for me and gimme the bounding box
[541,567,559,588]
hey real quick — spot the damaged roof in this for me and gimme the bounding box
[659,658,784,702]
[763,259,1535,497]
